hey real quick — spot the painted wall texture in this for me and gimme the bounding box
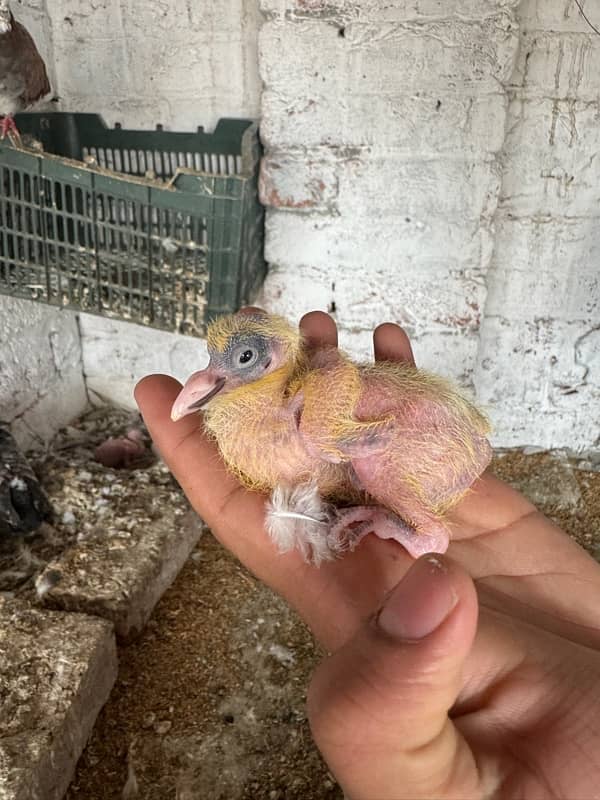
[13,0,263,132]
[257,0,599,450]
[475,0,600,447]
[1,0,598,451]
[0,299,87,448]
[79,316,207,411]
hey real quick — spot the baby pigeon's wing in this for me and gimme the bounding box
[348,364,492,512]
[295,356,397,464]
[329,416,396,459]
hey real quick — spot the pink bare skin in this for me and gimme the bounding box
[0,114,20,144]
[136,311,600,800]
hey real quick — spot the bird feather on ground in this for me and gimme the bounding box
[171,311,492,564]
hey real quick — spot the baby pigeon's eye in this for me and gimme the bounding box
[232,344,259,369]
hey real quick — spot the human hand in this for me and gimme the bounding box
[307,551,600,799]
[135,311,600,651]
[136,312,600,798]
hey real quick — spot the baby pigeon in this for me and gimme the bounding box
[171,311,491,564]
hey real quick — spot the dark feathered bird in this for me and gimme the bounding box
[0,425,53,537]
[0,0,50,143]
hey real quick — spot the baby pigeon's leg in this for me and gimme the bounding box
[373,509,450,556]
[265,484,449,565]
[329,506,449,558]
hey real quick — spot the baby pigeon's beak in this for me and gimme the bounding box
[170,368,226,421]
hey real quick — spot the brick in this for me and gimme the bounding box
[54,36,237,102]
[260,17,519,96]
[261,256,486,339]
[512,31,600,101]
[260,0,519,23]
[484,216,600,321]
[336,155,501,222]
[0,599,116,800]
[55,0,249,35]
[256,262,333,317]
[411,328,481,388]
[259,150,502,221]
[518,0,599,34]
[261,89,508,154]
[263,209,489,268]
[333,262,484,334]
[475,316,600,448]
[499,97,600,218]
[38,510,205,641]
[259,154,338,210]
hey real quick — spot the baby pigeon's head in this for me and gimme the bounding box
[171,310,302,421]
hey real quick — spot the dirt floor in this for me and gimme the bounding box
[11,413,598,800]
[65,537,334,800]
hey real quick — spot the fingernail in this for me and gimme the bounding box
[377,555,458,640]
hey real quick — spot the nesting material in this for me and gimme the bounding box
[0,598,117,800]
[0,407,205,640]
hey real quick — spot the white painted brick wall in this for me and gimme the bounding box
[79,315,208,411]
[474,1,600,449]
[257,1,519,409]
[17,0,262,132]
[4,0,599,451]
[0,299,87,448]
[258,0,599,451]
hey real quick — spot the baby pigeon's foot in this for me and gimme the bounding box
[329,506,450,558]
[265,483,450,565]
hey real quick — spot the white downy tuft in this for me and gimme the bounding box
[265,482,341,566]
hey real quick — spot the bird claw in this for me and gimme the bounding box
[0,115,22,147]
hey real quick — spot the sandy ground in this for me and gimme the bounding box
[65,536,334,800]
[16,422,596,800]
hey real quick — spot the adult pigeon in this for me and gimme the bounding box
[0,0,50,143]
[0,425,53,536]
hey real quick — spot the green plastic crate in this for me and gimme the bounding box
[0,113,266,335]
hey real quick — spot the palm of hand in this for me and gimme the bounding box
[136,311,600,799]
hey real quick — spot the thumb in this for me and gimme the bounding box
[307,555,480,800]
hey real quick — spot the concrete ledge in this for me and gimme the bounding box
[37,511,205,641]
[0,599,117,800]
